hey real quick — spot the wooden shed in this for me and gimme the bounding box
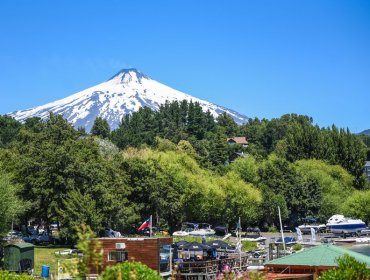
[3,242,35,273]
[89,237,173,277]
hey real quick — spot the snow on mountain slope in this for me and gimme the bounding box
[10,69,248,131]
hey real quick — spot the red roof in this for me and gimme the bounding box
[266,273,313,279]
[227,137,249,145]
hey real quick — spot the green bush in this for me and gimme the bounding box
[241,240,257,252]
[268,226,278,233]
[0,271,34,280]
[173,236,202,243]
[318,254,370,280]
[101,261,163,280]
[292,243,303,251]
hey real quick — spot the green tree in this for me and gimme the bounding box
[74,224,103,277]
[5,115,132,234]
[216,112,239,137]
[0,172,25,238]
[228,155,259,184]
[0,115,21,148]
[258,155,323,224]
[91,117,111,138]
[57,190,104,240]
[294,159,354,221]
[121,148,261,231]
[342,190,370,224]
[259,186,288,229]
[318,254,370,280]
[207,128,229,167]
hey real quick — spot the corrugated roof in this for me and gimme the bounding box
[5,242,35,249]
[265,245,370,267]
[365,161,370,167]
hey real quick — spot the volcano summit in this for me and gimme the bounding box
[10,69,248,131]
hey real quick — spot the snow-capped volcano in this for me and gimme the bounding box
[10,69,248,131]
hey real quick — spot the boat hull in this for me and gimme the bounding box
[327,223,367,233]
[189,230,215,236]
[298,224,326,233]
[173,231,190,237]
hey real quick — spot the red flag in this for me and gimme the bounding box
[138,218,151,231]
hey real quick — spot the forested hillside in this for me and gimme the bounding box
[0,100,369,240]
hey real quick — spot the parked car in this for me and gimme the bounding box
[214,226,228,236]
[102,228,121,238]
[36,232,50,244]
[22,234,38,244]
[143,227,159,236]
[3,231,23,242]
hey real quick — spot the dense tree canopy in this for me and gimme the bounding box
[0,101,369,238]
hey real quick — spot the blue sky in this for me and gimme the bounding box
[1,0,369,132]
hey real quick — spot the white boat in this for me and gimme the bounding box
[172,231,189,237]
[326,215,367,234]
[241,236,267,242]
[173,223,196,237]
[334,238,357,244]
[360,229,370,236]
[355,237,370,243]
[298,224,326,233]
[298,217,326,233]
[189,223,215,236]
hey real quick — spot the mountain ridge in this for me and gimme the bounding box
[359,129,370,136]
[9,68,249,131]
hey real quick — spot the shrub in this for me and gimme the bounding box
[101,261,163,280]
[241,240,257,252]
[268,226,278,233]
[292,243,303,251]
[0,271,34,280]
[318,254,370,280]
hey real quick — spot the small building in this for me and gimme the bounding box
[89,237,173,278]
[227,136,249,147]
[364,161,370,182]
[265,244,370,279]
[228,151,245,163]
[3,242,35,273]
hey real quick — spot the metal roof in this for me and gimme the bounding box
[5,242,35,249]
[265,244,370,267]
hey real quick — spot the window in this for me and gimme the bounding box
[160,245,171,273]
[108,251,128,262]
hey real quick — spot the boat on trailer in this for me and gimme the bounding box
[173,222,216,237]
[298,217,326,233]
[326,215,367,234]
[189,223,215,236]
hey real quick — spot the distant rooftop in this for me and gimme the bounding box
[227,137,249,145]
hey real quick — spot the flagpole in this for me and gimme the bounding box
[150,215,153,238]
[278,206,286,252]
[239,216,242,270]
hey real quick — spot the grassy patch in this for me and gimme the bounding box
[292,243,303,251]
[34,246,71,276]
[241,240,257,252]
[173,236,203,243]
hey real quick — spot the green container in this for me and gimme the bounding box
[4,242,35,272]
